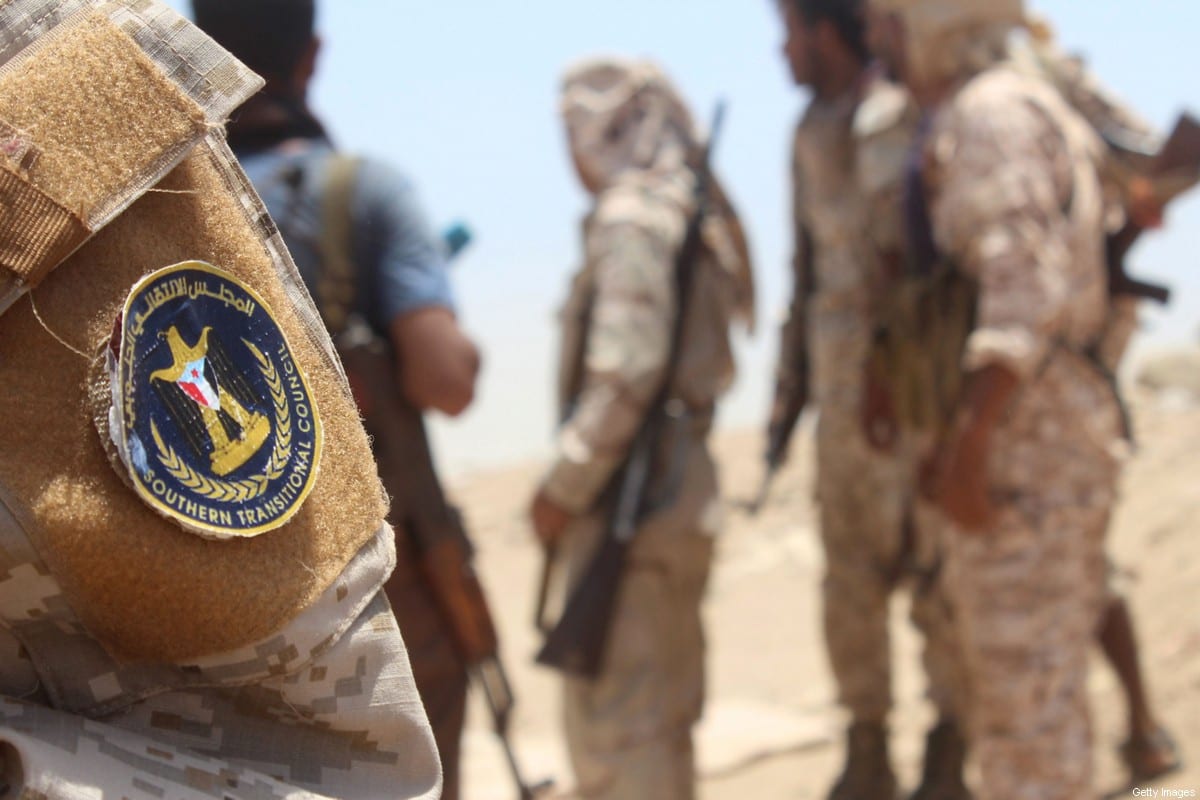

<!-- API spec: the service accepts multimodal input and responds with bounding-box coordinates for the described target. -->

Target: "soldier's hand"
[530,490,572,550]
[928,418,993,533]
[927,364,1016,532]
[1127,174,1166,230]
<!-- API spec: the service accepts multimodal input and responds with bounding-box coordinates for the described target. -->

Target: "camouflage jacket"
[776,74,917,408]
[544,177,742,521]
[1010,34,1162,371]
[926,64,1125,488]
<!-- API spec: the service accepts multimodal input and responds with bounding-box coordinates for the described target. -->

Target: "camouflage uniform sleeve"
[0,697,321,799]
[541,217,676,514]
[930,91,1077,381]
[775,128,811,401]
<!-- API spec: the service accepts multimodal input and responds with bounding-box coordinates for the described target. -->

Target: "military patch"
[107,262,322,540]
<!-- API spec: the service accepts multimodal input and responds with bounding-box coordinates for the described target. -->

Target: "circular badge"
[112,262,323,539]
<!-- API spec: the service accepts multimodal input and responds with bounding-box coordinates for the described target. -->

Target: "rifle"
[311,164,550,798]
[535,101,728,678]
[751,389,803,515]
[750,227,816,515]
[336,328,552,800]
[1106,112,1200,304]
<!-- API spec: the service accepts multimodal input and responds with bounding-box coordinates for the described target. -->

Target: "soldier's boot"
[908,719,973,800]
[826,721,898,800]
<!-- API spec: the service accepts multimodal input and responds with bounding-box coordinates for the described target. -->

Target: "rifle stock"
[534,529,627,677]
[1106,111,1200,305]
[536,101,728,676]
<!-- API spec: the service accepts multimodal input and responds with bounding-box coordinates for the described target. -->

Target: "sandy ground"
[448,389,1200,799]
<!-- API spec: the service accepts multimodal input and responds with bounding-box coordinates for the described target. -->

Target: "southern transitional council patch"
[108,262,323,539]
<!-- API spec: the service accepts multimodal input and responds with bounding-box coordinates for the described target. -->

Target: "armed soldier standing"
[0,0,440,796]
[529,58,754,800]
[770,2,968,797]
[191,1,488,797]
[1010,17,1184,781]
[867,0,1125,795]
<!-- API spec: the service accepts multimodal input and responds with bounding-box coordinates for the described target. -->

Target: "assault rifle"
[1107,112,1200,304]
[319,197,549,799]
[337,325,552,800]
[535,101,727,678]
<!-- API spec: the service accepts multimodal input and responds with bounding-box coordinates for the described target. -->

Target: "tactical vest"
[870,69,1131,442]
[867,114,977,438]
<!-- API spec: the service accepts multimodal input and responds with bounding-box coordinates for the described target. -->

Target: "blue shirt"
[239,140,455,337]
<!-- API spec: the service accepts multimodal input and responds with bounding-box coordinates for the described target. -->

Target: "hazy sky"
[170,1,1200,475]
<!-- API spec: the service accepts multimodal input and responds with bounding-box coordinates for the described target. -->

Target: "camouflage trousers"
[386,534,470,800]
[941,350,1122,799]
[942,493,1110,799]
[560,443,718,800]
[816,404,963,725]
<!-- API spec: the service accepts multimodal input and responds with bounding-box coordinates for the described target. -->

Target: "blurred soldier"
[192,1,482,797]
[867,0,1125,795]
[771,2,968,797]
[1012,19,1182,781]
[529,58,754,800]
[0,0,440,797]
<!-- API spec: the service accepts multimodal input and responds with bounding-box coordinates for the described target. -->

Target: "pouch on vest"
[0,0,387,663]
[866,115,977,439]
[869,265,976,436]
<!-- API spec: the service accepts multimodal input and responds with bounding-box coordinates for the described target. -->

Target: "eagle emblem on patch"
[109,262,322,539]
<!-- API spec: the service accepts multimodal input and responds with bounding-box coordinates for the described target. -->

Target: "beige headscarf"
[559,56,755,330]
[872,0,1025,85]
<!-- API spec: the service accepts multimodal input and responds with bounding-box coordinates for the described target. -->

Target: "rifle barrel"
[472,660,555,799]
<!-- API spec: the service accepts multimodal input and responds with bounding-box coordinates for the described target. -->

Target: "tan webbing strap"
[0,10,210,296]
[317,155,362,334]
[0,167,88,286]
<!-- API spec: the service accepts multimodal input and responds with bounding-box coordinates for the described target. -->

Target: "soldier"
[191,2,483,798]
[1012,19,1183,781]
[867,0,1125,795]
[529,57,754,800]
[0,0,440,797]
[771,2,968,797]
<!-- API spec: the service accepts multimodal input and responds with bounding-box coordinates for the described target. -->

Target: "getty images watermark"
[1131,788,1197,798]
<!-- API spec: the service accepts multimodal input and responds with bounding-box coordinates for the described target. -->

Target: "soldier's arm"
[926,90,1080,529]
[390,309,480,416]
[539,218,675,515]
[932,95,1079,386]
[360,161,481,416]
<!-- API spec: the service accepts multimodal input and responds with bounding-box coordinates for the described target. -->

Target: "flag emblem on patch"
[109,262,323,539]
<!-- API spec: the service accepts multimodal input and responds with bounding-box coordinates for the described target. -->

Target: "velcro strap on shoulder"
[0,0,264,314]
[0,167,88,287]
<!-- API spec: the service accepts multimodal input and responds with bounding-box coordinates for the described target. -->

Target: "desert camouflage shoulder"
[545,179,687,513]
[0,1,440,796]
[929,65,1108,379]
